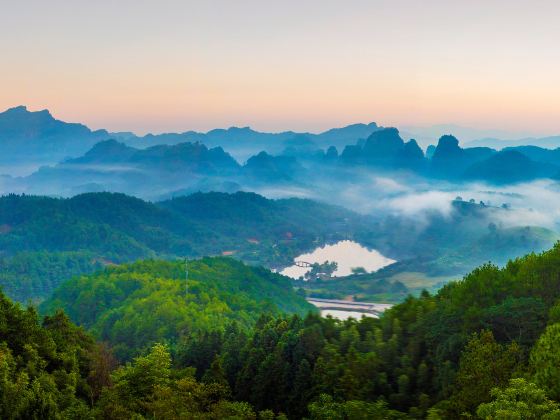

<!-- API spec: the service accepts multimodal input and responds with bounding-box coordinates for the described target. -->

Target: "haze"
[2,0,560,135]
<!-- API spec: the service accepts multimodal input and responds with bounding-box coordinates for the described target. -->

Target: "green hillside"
[40,257,314,360]
[0,191,364,302]
[6,243,560,417]
[0,192,556,305]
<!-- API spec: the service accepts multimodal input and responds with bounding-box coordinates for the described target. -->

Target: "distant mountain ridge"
[465,135,560,150]
[0,105,382,170]
[6,126,560,200]
[112,121,380,158]
[18,139,242,197]
[338,128,560,183]
[2,105,560,193]
[0,105,110,165]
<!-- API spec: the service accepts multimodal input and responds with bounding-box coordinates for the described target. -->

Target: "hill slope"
[0,191,366,302]
[40,257,314,359]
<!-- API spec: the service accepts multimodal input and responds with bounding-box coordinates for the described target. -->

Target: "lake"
[281,240,396,279]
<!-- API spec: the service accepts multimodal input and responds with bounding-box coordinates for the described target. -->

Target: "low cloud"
[383,190,455,217]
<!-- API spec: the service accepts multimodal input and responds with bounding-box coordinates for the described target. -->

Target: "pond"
[281,240,396,279]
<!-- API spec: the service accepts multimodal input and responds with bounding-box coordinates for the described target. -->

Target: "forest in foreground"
[4,244,560,418]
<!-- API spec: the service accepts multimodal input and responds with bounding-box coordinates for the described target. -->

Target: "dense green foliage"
[476,379,560,419]
[1,192,555,307]
[0,251,103,304]
[0,290,99,418]
[41,258,314,360]
[9,243,560,417]
[0,191,372,302]
[294,272,409,302]
[165,242,560,418]
[0,290,286,419]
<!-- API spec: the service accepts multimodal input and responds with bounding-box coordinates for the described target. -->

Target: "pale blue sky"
[2,0,559,135]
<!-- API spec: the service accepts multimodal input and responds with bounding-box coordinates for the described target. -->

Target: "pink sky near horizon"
[2,0,560,136]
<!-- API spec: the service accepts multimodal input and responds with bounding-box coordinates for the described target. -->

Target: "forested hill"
[0,288,295,419]
[40,257,314,360]
[21,238,560,418]
[0,191,365,302]
[0,191,556,305]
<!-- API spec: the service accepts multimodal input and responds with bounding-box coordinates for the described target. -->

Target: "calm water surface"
[281,240,396,279]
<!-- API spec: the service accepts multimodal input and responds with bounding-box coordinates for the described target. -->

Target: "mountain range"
[0,105,380,171]
[3,106,560,193]
[0,106,110,169]
[4,127,560,203]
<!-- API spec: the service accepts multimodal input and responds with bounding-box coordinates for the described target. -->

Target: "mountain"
[428,136,560,183]
[463,150,542,184]
[205,243,560,418]
[0,191,554,306]
[68,140,241,174]
[401,123,533,148]
[243,151,306,183]
[118,122,381,161]
[26,241,560,418]
[0,106,110,168]
[68,139,137,164]
[465,135,560,150]
[313,121,379,148]
[21,140,242,197]
[0,105,382,174]
[14,128,560,200]
[430,135,493,178]
[503,145,560,165]
[339,127,426,170]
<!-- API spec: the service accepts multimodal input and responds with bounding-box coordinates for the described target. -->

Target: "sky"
[1,0,560,135]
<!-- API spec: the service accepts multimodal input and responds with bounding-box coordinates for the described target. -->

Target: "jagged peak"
[436,134,460,148]
[5,105,28,113]
[1,105,52,118]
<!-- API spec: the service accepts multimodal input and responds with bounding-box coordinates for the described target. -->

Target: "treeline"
[32,243,560,418]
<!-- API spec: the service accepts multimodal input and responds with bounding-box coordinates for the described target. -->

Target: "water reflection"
[281,240,395,279]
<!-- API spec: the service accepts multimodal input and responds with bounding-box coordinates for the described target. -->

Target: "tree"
[351,267,367,275]
[449,331,522,415]
[530,323,560,400]
[308,394,407,420]
[87,342,117,404]
[479,297,547,348]
[305,261,338,281]
[476,378,560,419]
[99,343,172,415]
[201,355,230,389]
